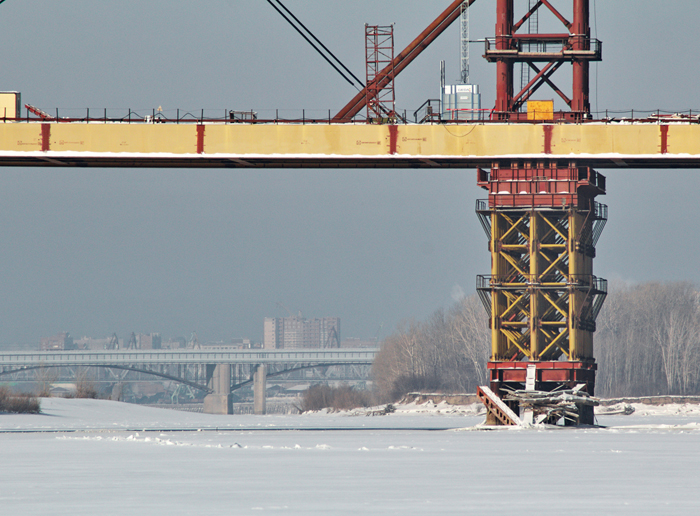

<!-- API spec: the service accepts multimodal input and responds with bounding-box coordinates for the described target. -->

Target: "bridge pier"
[476,161,608,425]
[253,364,267,415]
[203,363,233,415]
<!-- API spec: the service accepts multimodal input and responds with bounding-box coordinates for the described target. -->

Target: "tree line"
[596,282,700,397]
[372,281,700,401]
[372,295,489,402]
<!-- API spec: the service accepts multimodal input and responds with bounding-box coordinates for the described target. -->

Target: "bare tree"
[34,366,58,398]
[372,294,490,401]
[597,281,700,397]
[75,367,99,399]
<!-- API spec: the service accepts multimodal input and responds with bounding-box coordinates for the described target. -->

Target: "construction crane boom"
[334,0,478,121]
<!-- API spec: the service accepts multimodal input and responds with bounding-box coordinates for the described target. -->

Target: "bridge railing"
[7,106,700,126]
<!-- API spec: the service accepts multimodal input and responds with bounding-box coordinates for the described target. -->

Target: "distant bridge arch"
[0,364,212,393]
[0,349,378,411]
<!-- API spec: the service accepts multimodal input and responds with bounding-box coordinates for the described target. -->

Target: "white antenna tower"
[460,1,470,84]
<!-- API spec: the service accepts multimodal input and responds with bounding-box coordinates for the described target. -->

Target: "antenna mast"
[460,1,470,84]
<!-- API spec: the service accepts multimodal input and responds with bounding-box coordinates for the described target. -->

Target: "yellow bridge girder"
[0,121,698,168]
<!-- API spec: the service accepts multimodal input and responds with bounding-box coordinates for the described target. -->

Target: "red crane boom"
[334,0,478,122]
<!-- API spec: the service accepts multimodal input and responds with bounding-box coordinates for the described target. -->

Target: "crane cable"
[265,0,364,91]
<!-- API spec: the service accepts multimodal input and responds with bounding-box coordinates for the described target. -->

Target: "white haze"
[1,1,700,346]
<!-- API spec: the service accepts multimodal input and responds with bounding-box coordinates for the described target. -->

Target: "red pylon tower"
[485,0,601,120]
[365,24,396,122]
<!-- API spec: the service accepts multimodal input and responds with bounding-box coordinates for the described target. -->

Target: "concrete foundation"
[203,393,233,415]
[253,364,267,415]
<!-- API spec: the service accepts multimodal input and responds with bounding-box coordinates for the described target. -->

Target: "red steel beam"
[513,1,543,32]
[540,0,572,29]
[514,61,570,109]
[333,0,478,122]
[494,0,514,115]
[572,0,591,114]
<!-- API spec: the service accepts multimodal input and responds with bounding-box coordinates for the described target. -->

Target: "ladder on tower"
[519,0,539,106]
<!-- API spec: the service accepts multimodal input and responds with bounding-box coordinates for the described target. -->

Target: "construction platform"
[0,120,699,169]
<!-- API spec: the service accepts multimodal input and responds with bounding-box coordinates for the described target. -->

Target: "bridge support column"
[203,363,233,415]
[476,161,608,425]
[253,364,267,415]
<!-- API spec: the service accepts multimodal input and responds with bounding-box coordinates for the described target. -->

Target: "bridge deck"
[1,121,698,169]
[0,349,378,367]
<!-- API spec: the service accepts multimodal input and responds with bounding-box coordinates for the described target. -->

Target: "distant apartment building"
[263,317,340,350]
[161,337,186,349]
[136,333,162,350]
[40,332,76,351]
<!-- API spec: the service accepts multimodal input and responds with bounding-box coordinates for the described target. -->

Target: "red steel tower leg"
[495,0,514,117]
[572,0,591,115]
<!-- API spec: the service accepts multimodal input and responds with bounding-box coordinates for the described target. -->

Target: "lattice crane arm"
[334,0,479,122]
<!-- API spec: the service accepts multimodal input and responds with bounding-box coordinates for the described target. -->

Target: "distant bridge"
[0,349,378,414]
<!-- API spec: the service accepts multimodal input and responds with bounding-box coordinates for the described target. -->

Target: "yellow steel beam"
[539,328,570,359]
[502,293,527,319]
[500,213,530,242]
[502,330,532,359]
[542,291,569,319]
[501,245,528,252]
[539,251,567,278]
[501,322,528,328]
[541,214,568,241]
[500,252,529,278]
[3,121,700,168]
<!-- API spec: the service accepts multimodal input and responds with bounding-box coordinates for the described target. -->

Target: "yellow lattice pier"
[476,161,608,424]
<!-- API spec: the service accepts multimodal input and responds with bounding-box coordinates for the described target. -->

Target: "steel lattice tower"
[365,25,396,122]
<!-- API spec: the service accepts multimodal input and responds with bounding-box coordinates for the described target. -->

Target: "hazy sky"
[1,0,700,347]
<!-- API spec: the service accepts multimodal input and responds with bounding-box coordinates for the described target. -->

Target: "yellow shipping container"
[527,100,554,121]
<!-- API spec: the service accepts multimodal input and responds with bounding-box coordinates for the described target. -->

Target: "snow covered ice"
[2,398,700,515]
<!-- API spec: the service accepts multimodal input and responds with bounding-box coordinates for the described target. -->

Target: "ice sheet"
[2,398,700,515]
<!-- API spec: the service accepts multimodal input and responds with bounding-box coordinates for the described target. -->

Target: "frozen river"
[2,398,700,515]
